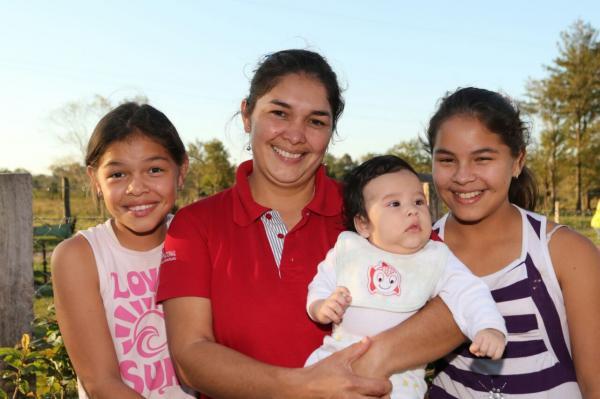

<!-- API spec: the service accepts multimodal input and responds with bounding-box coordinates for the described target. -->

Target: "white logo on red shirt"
[161,250,176,264]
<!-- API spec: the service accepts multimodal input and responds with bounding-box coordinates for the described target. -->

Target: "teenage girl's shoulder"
[545,219,600,282]
[51,233,99,288]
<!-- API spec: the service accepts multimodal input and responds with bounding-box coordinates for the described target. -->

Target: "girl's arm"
[549,226,600,398]
[163,296,392,399]
[351,296,465,378]
[51,236,143,399]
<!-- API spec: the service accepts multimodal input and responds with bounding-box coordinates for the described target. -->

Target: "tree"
[358,152,382,164]
[32,174,61,199]
[184,139,235,201]
[525,78,568,210]
[530,20,600,211]
[387,138,431,174]
[49,161,89,197]
[0,167,29,174]
[323,153,357,180]
[50,94,149,162]
[50,95,112,161]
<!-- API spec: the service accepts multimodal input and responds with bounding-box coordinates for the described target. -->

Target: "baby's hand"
[469,328,506,360]
[310,286,352,325]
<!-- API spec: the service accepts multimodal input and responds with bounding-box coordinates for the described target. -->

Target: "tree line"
[5,19,598,213]
[525,20,600,212]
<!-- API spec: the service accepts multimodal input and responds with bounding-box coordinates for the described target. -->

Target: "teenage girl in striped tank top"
[424,88,600,398]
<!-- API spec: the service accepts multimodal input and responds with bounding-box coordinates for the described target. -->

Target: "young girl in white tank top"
[52,103,194,398]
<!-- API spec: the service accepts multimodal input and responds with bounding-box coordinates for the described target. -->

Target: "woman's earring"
[246,143,252,152]
[97,190,103,198]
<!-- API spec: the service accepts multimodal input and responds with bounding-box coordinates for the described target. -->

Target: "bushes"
[0,306,77,398]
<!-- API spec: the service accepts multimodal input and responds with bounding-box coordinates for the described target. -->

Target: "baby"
[305,155,506,399]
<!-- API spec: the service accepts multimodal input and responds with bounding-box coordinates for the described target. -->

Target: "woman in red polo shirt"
[157,49,463,398]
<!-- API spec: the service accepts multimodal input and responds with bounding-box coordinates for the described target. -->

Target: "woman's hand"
[165,297,391,398]
[351,297,465,379]
[293,337,392,399]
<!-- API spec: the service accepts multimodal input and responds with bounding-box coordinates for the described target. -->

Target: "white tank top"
[77,218,195,398]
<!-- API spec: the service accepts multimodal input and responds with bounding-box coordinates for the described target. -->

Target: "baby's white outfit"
[305,232,506,399]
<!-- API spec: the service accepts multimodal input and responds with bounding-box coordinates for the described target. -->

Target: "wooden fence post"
[62,176,71,222]
[0,173,34,347]
[420,174,442,222]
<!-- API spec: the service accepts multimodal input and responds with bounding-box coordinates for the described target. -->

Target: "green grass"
[34,297,54,319]
[537,210,599,246]
[33,258,54,320]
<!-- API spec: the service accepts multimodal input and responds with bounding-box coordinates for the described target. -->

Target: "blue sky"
[1,1,599,174]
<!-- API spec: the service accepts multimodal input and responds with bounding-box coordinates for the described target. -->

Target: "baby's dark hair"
[343,155,418,231]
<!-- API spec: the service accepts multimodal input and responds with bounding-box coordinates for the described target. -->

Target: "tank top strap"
[546,223,567,242]
[519,206,546,243]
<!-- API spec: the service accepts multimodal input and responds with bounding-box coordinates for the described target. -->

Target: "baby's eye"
[415,199,426,206]
[387,201,401,207]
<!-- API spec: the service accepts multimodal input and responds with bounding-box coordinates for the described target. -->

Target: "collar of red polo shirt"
[232,160,343,226]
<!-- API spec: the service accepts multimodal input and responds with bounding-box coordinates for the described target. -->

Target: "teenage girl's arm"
[351,296,465,378]
[549,225,600,398]
[52,236,143,399]
[163,296,392,399]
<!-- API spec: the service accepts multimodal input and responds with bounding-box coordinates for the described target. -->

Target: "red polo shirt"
[157,160,344,368]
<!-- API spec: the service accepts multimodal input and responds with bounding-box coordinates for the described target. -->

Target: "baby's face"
[355,170,432,254]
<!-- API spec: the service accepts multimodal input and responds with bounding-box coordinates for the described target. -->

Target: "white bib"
[334,232,448,312]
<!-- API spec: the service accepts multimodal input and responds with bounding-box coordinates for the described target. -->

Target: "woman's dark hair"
[244,49,345,132]
[85,102,186,168]
[426,87,537,211]
[343,155,418,231]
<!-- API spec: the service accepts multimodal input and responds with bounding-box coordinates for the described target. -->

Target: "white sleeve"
[433,252,507,340]
[306,244,339,320]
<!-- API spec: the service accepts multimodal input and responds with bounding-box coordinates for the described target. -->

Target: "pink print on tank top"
[110,267,178,394]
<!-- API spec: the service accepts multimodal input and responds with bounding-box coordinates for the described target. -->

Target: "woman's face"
[432,115,523,224]
[242,73,333,192]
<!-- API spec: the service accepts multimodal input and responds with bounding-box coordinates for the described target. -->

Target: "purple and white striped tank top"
[429,206,582,398]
